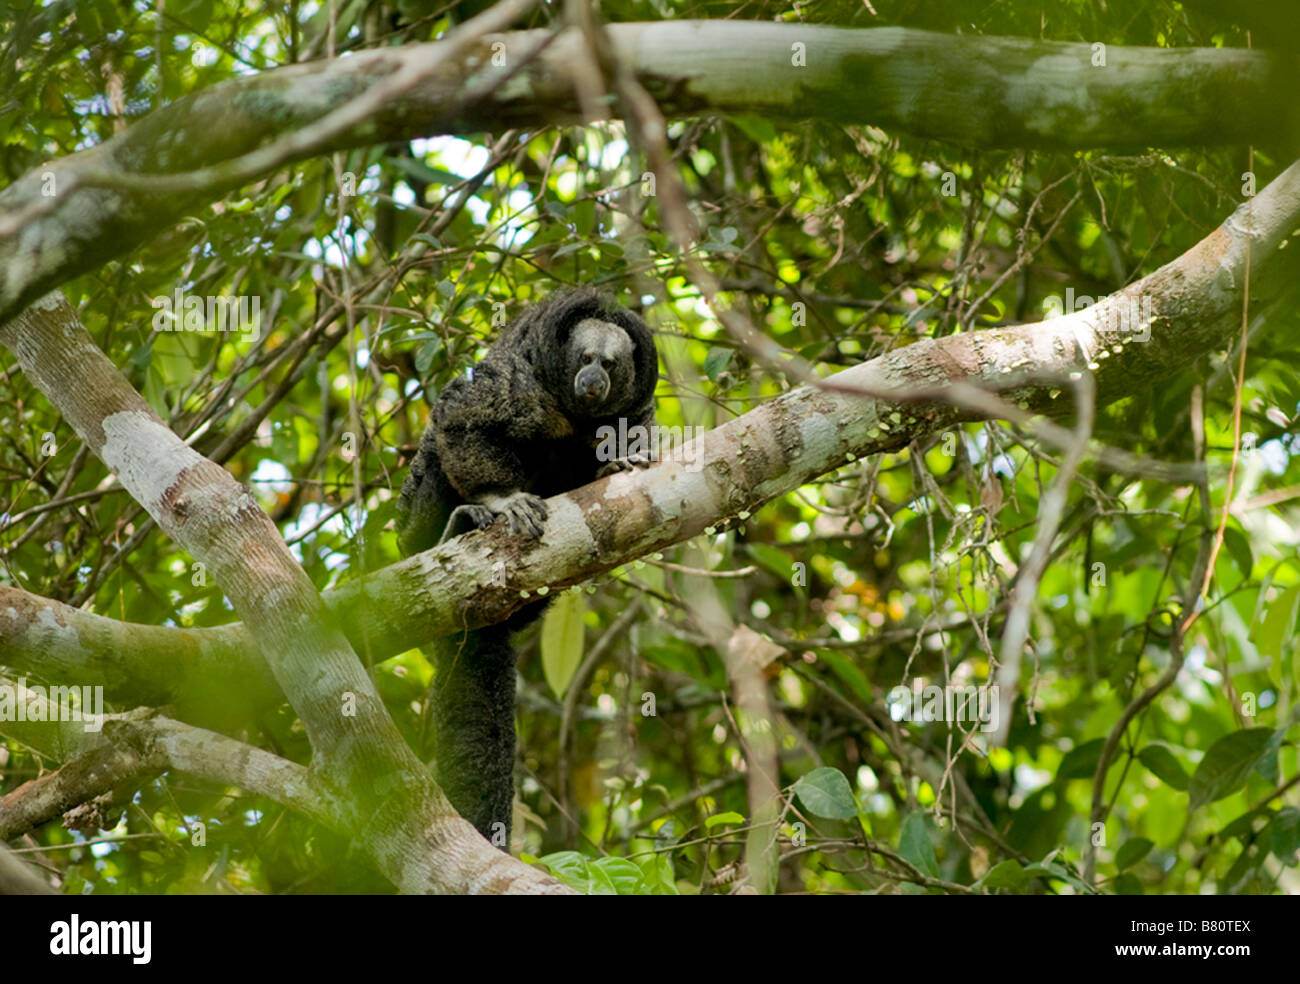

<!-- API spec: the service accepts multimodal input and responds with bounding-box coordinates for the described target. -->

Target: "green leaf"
[819,651,874,705]
[539,590,586,698]
[1115,837,1154,870]
[702,347,734,381]
[978,859,1026,890]
[128,338,154,372]
[535,853,674,896]
[1188,728,1275,810]
[415,336,443,374]
[793,767,858,820]
[898,811,939,878]
[585,861,618,895]
[590,857,643,895]
[705,811,745,829]
[1023,859,1094,894]
[1138,743,1189,791]
[636,854,680,895]
[535,850,591,891]
[1221,525,1253,586]
[699,226,741,252]
[1219,808,1271,842]
[386,155,462,188]
[1113,872,1143,895]
[551,242,582,260]
[1223,841,1264,890]
[746,542,798,584]
[1269,807,1300,863]
[573,199,596,236]
[641,638,711,683]
[1256,737,1281,785]
[727,114,778,143]
[1257,583,1300,660]
[1056,738,1105,782]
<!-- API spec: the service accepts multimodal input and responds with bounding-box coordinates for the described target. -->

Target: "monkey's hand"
[596,451,655,479]
[444,491,548,540]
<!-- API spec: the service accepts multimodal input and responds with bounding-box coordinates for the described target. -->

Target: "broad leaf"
[899,811,939,878]
[540,590,587,698]
[1188,728,1274,810]
[793,767,858,820]
[1115,837,1153,870]
[1138,743,1189,791]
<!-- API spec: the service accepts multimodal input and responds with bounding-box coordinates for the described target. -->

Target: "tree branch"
[1,22,1290,321]
[5,162,1299,724]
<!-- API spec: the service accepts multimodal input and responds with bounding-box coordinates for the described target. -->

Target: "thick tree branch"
[337,159,1300,649]
[0,842,54,895]
[0,675,328,840]
[0,584,279,712]
[1,21,1291,321]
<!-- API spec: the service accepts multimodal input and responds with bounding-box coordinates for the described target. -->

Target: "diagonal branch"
[5,162,1300,721]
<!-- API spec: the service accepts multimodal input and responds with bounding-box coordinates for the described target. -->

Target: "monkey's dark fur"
[396,288,658,843]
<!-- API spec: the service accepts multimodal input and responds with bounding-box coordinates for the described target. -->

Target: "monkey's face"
[568,318,636,413]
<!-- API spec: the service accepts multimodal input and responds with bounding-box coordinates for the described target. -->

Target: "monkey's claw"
[596,452,654,479]
[494,491,548,538]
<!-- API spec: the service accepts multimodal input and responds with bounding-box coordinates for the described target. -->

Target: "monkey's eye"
[581,354,595,365]
[600,358,613,370]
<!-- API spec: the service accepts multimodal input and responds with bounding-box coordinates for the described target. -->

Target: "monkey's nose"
[576,374,609,403]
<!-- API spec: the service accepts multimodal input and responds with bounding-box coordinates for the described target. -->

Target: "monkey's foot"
[479,491,548,538]
[596,452,655,479]
[440,503,498,544]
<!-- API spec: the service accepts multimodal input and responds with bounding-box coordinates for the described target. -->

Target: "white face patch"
[571,319,633,363]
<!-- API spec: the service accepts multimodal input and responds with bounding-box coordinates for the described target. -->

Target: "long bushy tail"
[398,437,543,847]
[430,624,518,844]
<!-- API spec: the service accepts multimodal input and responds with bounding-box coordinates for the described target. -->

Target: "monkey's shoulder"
[435,351,573,439]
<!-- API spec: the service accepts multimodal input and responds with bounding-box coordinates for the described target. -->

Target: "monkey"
[396,287,658,844]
